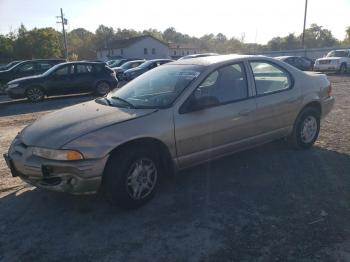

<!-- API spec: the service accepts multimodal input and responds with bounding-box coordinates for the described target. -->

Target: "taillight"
[327,84,332,97]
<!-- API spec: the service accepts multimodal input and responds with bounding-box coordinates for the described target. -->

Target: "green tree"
[68,28,95,59]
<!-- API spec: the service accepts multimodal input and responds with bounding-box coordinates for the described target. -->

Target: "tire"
[102,146,161,209]
[95,81,111,96]
[288,107,320,149]
[339,63,347,74]
[25,87,45,102]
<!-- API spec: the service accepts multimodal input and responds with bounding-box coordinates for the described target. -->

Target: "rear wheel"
[102,147,160,209]
[25,87,45,102]
[288,107,320,149]
[95,82,111,96]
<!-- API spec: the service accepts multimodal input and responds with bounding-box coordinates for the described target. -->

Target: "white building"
[168,43,202,59]
[96,35,171,60]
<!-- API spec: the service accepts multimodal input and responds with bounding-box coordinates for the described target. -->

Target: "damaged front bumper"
[4,137,108,195]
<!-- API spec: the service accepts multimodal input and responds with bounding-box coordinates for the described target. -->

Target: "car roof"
[169,54,266,66]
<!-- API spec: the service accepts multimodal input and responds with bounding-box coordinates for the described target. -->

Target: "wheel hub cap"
[126,158,157,200]
[301,116,317,143]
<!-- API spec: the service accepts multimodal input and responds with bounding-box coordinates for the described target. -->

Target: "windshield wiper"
[110,96,135,108]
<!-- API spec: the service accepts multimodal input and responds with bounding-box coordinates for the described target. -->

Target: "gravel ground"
[0,76,350,262]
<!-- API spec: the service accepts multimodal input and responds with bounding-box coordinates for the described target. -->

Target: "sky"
[0,0,349,44]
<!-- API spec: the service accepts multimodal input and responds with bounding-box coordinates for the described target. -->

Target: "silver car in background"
[4,55,334,209]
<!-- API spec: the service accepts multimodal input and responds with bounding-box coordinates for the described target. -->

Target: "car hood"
[8,74,44,84]
[20,100,157,148]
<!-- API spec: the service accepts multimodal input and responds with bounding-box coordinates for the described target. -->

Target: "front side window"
[250,61,291,95]
[53,65,70,76]
[194,63,248,104]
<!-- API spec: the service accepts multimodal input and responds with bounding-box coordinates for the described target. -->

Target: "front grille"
[319,60,331,64]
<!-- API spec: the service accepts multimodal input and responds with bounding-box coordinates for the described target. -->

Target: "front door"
[174,62,257,169]
[46,64,73,96]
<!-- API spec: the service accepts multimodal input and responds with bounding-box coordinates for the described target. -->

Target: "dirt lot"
[0,76,350,262]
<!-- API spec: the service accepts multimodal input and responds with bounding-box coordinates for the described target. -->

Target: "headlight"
[7,83,19,89]
[331,60,340,64]
[32,147,84,161]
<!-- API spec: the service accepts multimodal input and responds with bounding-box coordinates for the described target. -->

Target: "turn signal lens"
[66,151,84,160]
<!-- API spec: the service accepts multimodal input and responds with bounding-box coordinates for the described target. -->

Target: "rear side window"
[17,63,35,72]
[194,63,248,104]
[250,61,291,95]
[76,64,93,74]
[38,62,52,71]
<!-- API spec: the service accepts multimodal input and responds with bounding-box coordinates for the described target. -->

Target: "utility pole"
[57,8,68,59]
[301,0,308,49]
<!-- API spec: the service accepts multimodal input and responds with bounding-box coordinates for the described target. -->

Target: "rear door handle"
[238,109,253,116]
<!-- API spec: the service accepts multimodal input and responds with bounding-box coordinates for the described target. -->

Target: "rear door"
[248,60,301,138]
[70,64,95,93]
[174,62,257,168]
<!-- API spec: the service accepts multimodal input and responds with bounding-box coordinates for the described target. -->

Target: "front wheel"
[102,147,160,209]
[339,63,347,74]
[288,107,320,149]
[25,87,45,102]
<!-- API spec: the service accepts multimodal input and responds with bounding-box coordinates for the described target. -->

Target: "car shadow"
[0,94,95,117]
[1,143,350,261]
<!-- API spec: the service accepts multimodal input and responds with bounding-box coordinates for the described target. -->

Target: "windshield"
[138,61,154,69]
[105,65,202,109]
[107,59,122,67]
[327,50,349,57]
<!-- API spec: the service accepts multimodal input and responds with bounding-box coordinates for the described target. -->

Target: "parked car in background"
[178,53,219,60]
[5,62,118,102]
[123,59,173,81]
[276,56,314,71]
[314,49,350,74]
[4,55,334,209]
[0,59,65,93]
[111,59,145,80]
[107,58,142,68]
[0,60,22,71]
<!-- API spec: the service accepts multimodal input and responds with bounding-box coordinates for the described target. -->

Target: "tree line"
[0,23,350,63]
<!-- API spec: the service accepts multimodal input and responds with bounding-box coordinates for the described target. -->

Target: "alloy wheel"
[126,158,158,200]
[300,115,318,143]
[26,88,44,102]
